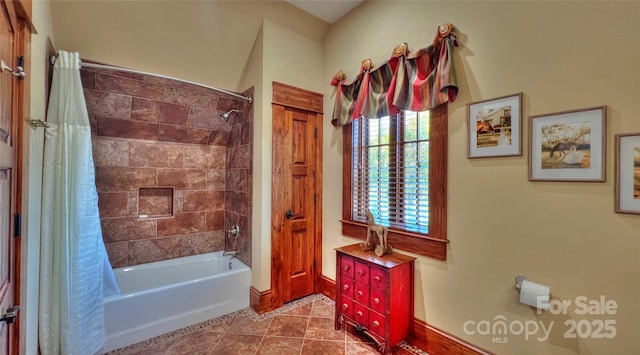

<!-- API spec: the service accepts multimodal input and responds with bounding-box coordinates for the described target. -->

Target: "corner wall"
[23,1,55,353]
[322,2,640,354]
[245,20,325,291]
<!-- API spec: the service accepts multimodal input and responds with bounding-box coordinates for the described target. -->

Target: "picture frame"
[615,132,640,214]
[528,106,607,182]
[467,93,523,158]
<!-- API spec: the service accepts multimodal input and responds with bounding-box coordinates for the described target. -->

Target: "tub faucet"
[227,224,239,239]
[223,250,238,257]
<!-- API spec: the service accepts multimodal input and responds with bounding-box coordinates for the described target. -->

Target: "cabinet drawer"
[354,282,369,307]
[369,266,387,289]
[370,288,386,314]
[354,261,370,284]
[353,302,369,327]
[340,257,355,279]
[339,297,354,319]
[340,279,354,298]
[369,310,386,338]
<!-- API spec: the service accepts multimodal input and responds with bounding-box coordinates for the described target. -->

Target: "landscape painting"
[475,106,512,148]
[467,93,522,158]
[539,121,591,169]
[529,106,606,182]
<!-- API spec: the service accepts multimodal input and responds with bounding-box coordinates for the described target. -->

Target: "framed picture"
[468,93,522,158]
[529,106,607,182]
[615,133,640,214]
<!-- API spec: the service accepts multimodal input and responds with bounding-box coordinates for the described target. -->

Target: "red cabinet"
[335,244,415,354]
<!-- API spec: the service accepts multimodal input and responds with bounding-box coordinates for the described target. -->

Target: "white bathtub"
[100,251,250,353]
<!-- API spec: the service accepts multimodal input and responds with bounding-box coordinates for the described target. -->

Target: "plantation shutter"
[352,111,430,234]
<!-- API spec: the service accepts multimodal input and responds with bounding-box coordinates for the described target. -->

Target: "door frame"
[1,0,34,353]
[270,81,323,309]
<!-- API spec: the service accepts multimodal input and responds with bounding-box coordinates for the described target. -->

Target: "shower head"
[220,109,239,122]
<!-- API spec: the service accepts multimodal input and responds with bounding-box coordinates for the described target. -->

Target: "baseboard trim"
[249,286,274,314]
[319,275,493,355]
[318,275,335,300]
[412,318,495,355]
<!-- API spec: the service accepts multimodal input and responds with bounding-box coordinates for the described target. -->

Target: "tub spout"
[223,250,238,257]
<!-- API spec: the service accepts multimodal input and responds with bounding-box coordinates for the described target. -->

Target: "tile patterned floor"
[107,294,429,355]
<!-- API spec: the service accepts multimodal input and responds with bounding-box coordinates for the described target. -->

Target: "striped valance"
[330,23,459,126]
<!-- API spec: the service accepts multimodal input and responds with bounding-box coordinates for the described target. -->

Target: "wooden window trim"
[341,105,448,260]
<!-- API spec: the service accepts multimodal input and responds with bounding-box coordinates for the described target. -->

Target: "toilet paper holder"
[514,274,528,292]
[515,274,552,310]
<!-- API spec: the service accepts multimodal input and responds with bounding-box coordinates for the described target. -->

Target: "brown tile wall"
[83,66,253,268]
[225,87,253,267]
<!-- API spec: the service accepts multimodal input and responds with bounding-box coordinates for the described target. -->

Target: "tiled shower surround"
[81,65,253,268]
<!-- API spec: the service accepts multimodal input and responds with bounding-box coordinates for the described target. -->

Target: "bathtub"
[100,251,250,353]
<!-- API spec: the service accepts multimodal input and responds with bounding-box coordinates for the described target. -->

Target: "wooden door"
[271,82,323,307]
[0,3,17,355]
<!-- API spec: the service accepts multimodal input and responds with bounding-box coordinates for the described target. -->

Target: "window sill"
[340,219,447,260]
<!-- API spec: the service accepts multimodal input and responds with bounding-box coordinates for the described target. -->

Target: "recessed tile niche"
[138,187,174,218]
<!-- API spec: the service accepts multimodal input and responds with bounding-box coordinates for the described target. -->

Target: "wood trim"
[341,105,448,260]
[319,276,492,355]
[13,0,36,33]
[412,318,496,355]
[12,4,32,353]
[249,286,275,314]
[271,82,324,308]
[270,103,286,309]
[340,220,447,260]
[272,81,323,114]
[313,112,323,295]
[318,275,335,300]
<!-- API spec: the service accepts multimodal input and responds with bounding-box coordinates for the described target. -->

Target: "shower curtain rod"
[49,56,252,104]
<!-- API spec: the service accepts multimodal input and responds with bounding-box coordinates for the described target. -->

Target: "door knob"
[286,209,300,220]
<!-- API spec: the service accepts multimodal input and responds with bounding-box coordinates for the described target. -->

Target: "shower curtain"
[39,51,112,355]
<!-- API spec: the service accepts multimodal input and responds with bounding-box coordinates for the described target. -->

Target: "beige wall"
[249,20,324,290]
[37,0,640,353]
[49,1,328,92]
[24,1,55,354]
[323,1,640,354]
[239,23,266,290]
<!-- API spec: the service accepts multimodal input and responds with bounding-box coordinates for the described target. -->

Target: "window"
[342,105,448,260]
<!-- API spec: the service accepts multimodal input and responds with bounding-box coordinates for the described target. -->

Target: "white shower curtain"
[39,51,107,355]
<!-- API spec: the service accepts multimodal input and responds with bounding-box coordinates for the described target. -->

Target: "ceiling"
[286,0,364,23]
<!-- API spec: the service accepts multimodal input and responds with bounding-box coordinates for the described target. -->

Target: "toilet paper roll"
[520,280,550,310]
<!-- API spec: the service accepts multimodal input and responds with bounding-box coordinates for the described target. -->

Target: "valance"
[330,23,459,126]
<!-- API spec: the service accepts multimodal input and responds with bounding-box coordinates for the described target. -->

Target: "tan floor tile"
[121,342,173,355]
[201,319,235,334]
[266,315,309,337]
[227,315,272,335]
[305,317,345,341]
[255,336,304,355]
[301,339,345,355]
[210,333,263,355]
[164,329,225,355]
[346,341,381,354]
[281,302,313,316]
[310,300,335,318]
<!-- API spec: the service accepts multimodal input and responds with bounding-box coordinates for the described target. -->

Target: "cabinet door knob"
[373,276,381,282]
[342,303,349,310]
[343,265,350,271]
[357,269,364,276]
[372,320,380,327]
[357,291,363,297]
[373,298,380,305]
[343,284,349,290]
[356,311,363,318]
